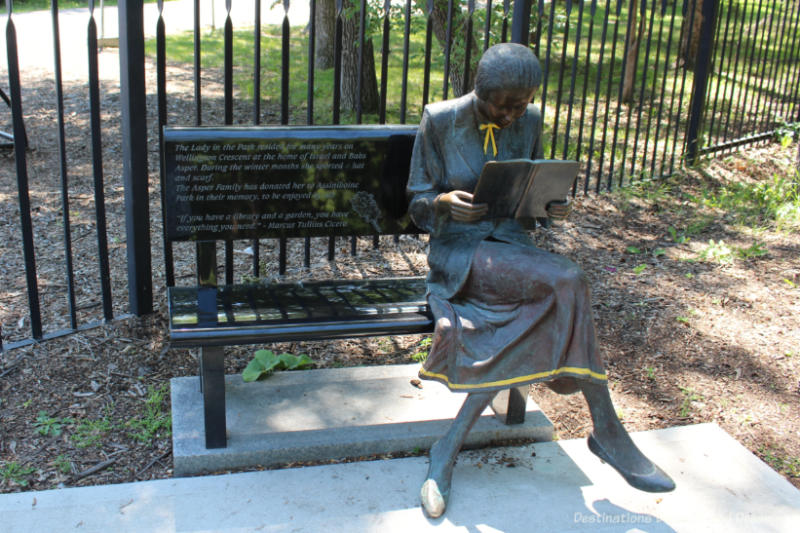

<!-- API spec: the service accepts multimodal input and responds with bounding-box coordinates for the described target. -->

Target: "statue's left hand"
[546,198,572,220]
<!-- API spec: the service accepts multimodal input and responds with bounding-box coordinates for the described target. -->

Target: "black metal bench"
[162,125,526,450]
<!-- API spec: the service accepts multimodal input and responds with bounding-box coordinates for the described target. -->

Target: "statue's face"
[478,87,537,129]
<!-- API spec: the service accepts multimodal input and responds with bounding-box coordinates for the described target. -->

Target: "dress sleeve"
[406,108,446,233]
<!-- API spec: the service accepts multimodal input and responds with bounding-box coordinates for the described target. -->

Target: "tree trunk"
[341,0,380,114]
[314,0,336,70]
[621,0,647,103]
[429,0,481,97]
[679,0,705,69]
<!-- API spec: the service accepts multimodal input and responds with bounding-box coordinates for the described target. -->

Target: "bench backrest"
[162,125,419,243]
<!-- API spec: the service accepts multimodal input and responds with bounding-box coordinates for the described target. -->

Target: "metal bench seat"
[168,277,433,348]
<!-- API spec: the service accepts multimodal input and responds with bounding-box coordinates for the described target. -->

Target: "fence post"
[685,0,720,166]
[118,0,153,315]
[511,0,532,46]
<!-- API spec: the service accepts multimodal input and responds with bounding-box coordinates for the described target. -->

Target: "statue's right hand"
[436,190,488,222]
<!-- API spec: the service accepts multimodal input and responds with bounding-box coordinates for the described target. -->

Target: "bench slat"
[168,277,432,348]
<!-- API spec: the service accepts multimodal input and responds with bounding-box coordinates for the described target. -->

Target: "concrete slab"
[2,424,798,532]
[171,364,554,475]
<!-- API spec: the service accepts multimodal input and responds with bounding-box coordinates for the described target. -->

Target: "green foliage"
[679,387,702,417]
[667,226,690,244]
[735,241,768,260]
[242,349,313,382]
[685,215,715,236]
[774,119,800,147]
[697,239,769,263]
[71,416,114,449]
[34,411,71,437]
[700,174,800,230]
[760,447,800,478]
[0,461,36,487]
[632,264,647,275]
[145,18,444,125]
[698,239,734,263]
[53,454,73,475]
[126,384,171,445]
[411,336,432,363]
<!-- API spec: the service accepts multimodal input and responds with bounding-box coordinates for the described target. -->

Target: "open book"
[472,159,579,219]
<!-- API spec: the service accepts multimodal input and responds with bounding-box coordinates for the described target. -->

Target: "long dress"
[406,92,607,393]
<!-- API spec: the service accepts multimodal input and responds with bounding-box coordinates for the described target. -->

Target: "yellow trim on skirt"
[419,366,607,390]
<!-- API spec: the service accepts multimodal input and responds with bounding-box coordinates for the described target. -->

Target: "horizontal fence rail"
[1,0,799,351]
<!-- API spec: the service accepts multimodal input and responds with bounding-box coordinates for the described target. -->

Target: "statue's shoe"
[420,478,448,518]
[587,433,676,493]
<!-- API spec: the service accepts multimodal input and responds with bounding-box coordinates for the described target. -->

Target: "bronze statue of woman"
[407,43,675,518]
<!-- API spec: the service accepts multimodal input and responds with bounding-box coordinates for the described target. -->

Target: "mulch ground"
[1,58,798,493]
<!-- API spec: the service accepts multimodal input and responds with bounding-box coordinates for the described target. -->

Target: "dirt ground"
[1,55,799,494]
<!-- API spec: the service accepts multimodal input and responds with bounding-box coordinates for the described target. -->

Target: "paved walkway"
[2,424,799,532]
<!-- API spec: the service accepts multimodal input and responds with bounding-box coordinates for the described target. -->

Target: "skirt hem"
[419,365,607,393]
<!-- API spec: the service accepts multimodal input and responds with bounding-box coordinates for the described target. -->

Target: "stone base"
[171,363,553,476]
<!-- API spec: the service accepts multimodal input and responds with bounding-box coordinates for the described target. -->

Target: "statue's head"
[474,43,542,101]
[474,44,541,129]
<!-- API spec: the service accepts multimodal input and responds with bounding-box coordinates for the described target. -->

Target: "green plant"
[0,462,36,487]
[242,349,313,382]
[760,447,800,478]
[701,174,800,229]
[735,241,768,260]
[667,226,690,244]
[127,384,172,445]
[784,278,797,289]
[71,416,114,449]
[34,411,71,437]
[377,338,392,352]
[632,264,647,275]
[412,336,432,363]
[686,215,714,235]
[677,308,699,324]
[626,246,643,254]
[774,119,800,147]
[699,239,735,263]
[53,455,73,475]
[679,387,702,417]
[645,367,656,380]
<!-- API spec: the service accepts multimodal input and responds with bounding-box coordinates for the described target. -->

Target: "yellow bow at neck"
[480,123,499,157]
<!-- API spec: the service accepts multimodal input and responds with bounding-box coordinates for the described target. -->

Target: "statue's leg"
[580,380,675,492]
[420,390,495,518]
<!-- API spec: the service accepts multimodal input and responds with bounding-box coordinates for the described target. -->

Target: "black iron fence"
[2,0,799,351]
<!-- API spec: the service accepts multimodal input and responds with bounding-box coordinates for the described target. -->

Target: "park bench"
[162,125,528,450]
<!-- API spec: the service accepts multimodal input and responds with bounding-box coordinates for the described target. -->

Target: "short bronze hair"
[474,43,542,101]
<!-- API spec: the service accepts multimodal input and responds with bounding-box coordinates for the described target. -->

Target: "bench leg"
[200,346,227,449]
[490,385,529,425]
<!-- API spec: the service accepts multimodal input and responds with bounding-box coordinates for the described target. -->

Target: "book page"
[472,159,535,219]
[515,160,579,219]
